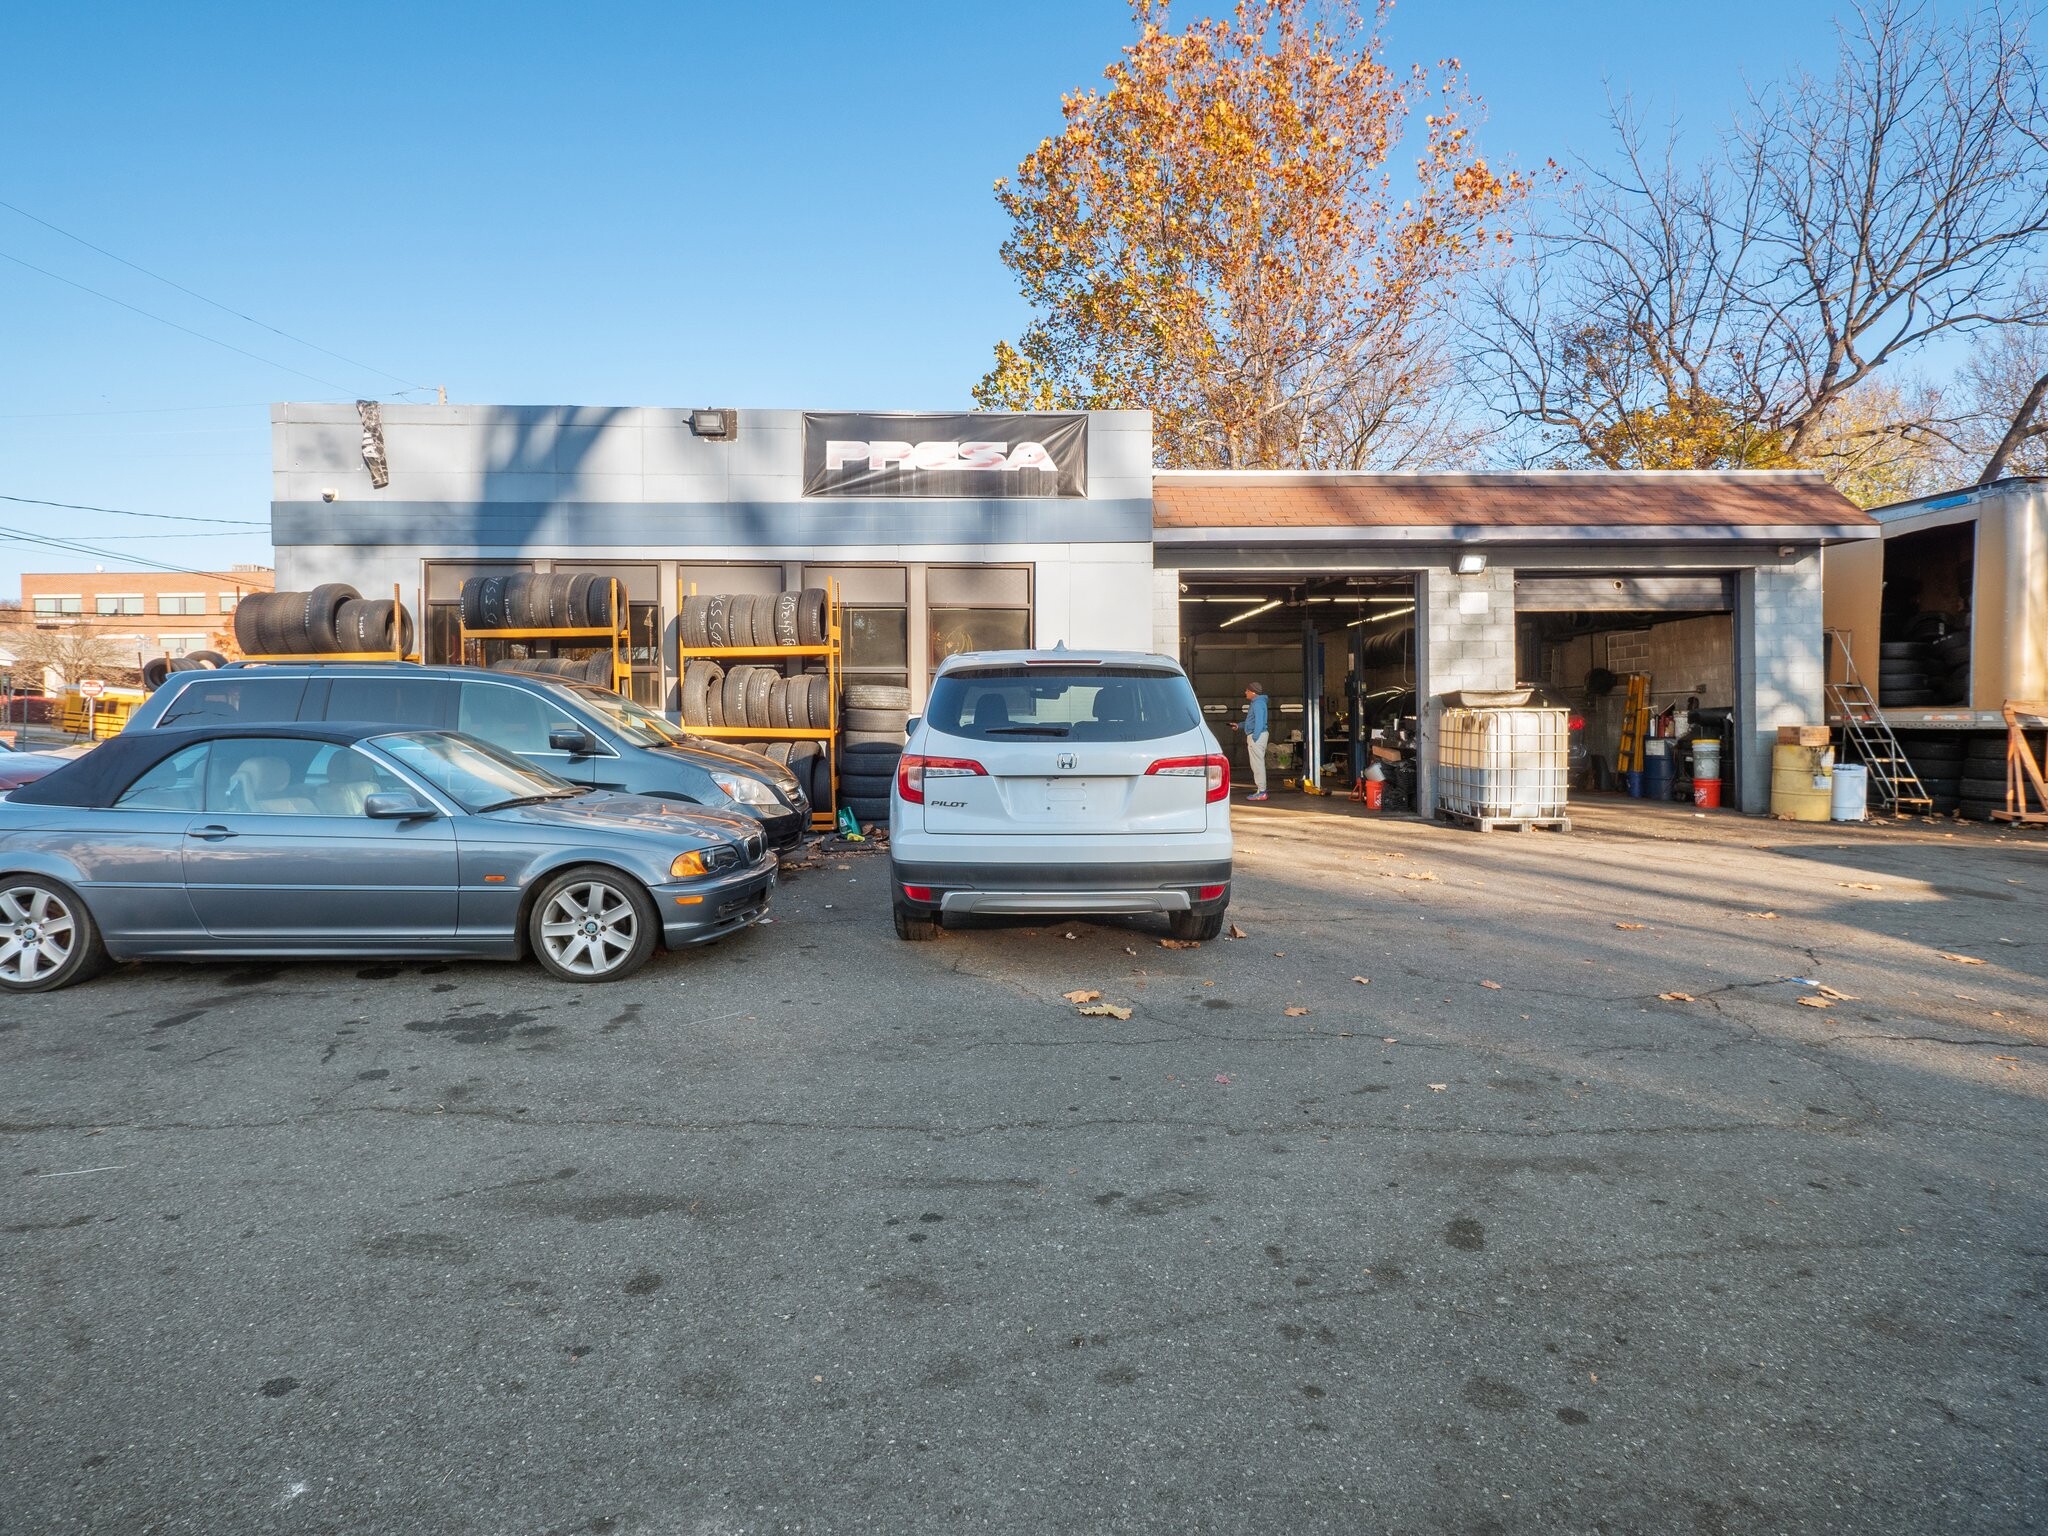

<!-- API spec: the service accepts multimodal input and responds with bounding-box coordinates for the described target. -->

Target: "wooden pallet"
[1437,807,1571,833]
[1990,699,2048,827]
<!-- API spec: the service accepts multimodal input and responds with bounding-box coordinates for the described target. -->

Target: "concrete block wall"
[1416,564,1518,812]
[1152,567,1182,657]
[1737,553,1826,812]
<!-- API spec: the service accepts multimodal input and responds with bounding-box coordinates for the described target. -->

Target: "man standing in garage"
[1232,682,1269,801]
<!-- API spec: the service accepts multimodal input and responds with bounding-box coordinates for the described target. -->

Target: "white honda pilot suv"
[889,648,1232,942]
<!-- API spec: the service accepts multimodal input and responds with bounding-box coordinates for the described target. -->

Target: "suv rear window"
[926,666,1199,743]
[157,677,308,727]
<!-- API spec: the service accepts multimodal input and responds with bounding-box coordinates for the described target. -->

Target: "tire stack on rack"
[838,682,912,825]
[232,585,415,657]
[140,651,228,692]
[461,573,618,632]
[677,589,835,810]
[491,656,618,686]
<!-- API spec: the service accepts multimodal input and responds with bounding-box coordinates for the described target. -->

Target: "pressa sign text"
[802,412,1086,498]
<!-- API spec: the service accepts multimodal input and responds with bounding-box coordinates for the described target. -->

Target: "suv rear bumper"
[890,857,1231,919]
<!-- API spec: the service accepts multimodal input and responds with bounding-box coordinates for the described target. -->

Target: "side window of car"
[323,677,454,728]
[457,683,577,755]
[203,738,330,817]
[301,744,412,817]
[156,678,308,727]
[113,743,210,811]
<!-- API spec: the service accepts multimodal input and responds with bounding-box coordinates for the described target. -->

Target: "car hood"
[659,739,804,799]
[486,791,763,847]
[0,753,78,791]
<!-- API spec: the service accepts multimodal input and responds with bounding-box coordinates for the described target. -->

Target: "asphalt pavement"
[4,798,2045,1534]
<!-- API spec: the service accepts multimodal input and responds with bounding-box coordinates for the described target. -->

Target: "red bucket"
[1693,777,1722,809]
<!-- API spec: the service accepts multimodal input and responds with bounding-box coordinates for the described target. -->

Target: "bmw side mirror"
[904,716,921,736]
[549,725,598,756]
[364,792,437,821]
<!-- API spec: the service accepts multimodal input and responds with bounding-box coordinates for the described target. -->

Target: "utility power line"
[0,494,267,527]
[0,197,436,396]
[0,522,269,587]
[1,247,362,394]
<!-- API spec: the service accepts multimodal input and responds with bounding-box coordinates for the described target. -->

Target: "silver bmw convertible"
[0,723,777,992]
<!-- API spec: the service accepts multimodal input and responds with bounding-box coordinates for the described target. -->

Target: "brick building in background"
[14,566,273,663]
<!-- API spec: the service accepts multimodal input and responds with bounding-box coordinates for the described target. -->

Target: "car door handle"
[187,825,238,841]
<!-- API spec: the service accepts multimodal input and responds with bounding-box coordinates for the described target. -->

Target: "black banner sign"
[801,412,1087,499]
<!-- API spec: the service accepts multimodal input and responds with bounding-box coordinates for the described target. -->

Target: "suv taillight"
[1145,754,1230,803]
[897,754,988,805]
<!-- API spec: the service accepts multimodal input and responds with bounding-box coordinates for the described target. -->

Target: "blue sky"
[0,0,1850,592]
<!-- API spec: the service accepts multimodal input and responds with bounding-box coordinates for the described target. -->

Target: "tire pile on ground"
[1896,729,2044,821]
[837,682,912,824]
[232,585,415,657]
[1877,617,1969,707]
[676,590,835,809]
[459,572,618,632]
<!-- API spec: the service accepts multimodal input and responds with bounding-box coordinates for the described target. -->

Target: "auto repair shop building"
[271,402,1875,814]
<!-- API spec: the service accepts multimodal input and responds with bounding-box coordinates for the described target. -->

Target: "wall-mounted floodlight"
[1219,599,1282,629]
[1455,551,1488,575]
[689,408,737,440]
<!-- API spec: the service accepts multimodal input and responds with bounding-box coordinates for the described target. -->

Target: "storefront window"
[930,607,1030,664]
[844,607,908,672]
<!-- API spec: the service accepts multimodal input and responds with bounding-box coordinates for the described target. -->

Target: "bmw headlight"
[711,771,778,807]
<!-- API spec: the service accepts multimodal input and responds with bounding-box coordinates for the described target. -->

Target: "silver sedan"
[0,723,777,992]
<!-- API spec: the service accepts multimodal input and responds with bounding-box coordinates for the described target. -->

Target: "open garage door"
[1518,573,1738,811]
[1179,574,1420,808]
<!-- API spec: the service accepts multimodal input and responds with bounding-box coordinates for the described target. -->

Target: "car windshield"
[570,685,688,747]
[372,731,579,812]
[926,665,1201,743]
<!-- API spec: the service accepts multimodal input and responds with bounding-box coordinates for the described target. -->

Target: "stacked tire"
[489,656,616,687]
[232,586,414,657]
[140,651,227,692]
[1898,731,1964,814]
[838,741,902,826]
[1877,615,1970,708]
[841,682,911,748]
[1958,731,2044,822]
[679,589,828,650]
[459,573,617,632]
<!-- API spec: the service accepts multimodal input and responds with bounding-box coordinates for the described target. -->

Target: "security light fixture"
[1455,552,1488,575]
[690,408,737,440]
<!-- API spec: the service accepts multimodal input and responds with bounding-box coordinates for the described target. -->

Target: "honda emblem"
[1056,753,1077,770]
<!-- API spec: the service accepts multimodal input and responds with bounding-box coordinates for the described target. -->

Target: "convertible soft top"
[5,723,414,809]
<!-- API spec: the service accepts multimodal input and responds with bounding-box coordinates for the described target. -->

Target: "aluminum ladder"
[1825,628,1933,814]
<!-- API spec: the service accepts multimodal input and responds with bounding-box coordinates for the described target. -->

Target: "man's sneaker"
[1248,791,1268,802]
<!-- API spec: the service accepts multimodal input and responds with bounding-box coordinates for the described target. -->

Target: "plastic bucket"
[1625,769,1644,798]
[1362,778,1384,811]
[1693,738,1721,780]
[1693,777,1722,808]
[1830,763,1869,822]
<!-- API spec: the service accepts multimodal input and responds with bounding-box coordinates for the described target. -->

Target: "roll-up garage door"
[1514,575,1734,612]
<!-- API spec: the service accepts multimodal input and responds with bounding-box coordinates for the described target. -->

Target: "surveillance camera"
[321,488,338,503]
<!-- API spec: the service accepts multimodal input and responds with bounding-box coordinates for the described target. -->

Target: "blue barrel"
[1644,750,1675,801]
[1624,769,1644,797]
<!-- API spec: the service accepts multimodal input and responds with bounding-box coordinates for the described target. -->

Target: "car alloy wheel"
[538,879,642,978]
[0,879,105,992]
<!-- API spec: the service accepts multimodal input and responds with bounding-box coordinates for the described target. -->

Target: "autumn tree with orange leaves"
[974,0,1531,469]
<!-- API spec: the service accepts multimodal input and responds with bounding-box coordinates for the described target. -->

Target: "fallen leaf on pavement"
[1284,1006,1310,1017]
[1061,989,1101,1004]
[1797,996,1834,1009]
[1428,1083,1447,1092]
[1351,976,1371,985]
[1159,938,1201,950]
[1659,992,1696,1002]
[1078,1002,1132,1020]
[1480,980,1502,990]
[1838,882,1881,891]
[1938,952,1986,965]
[1383,1037,1398,1043]
[1226,924,1248,940]
[1214,1073,1232,1085]
[1403,871,1438,881]
[1815,984,1857,1001]
[1615,922,1646,930]
[1746,912,1781,920]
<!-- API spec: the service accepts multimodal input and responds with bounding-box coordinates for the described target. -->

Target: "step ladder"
[1825,628,1933,814]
